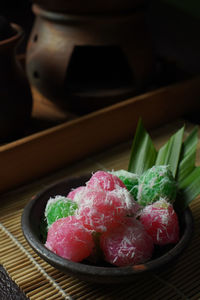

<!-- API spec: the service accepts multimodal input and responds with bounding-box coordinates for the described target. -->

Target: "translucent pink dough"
[67,186,85,201]
[139,199,179,245]
[86,171,126,191]
[45,216,94,262]
[100,218,154,266]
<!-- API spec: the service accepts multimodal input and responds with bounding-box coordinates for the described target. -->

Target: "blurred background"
[0,0,200,141]
[0,0,199,73]
[0,0,34,52]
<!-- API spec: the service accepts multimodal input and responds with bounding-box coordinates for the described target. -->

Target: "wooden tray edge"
[1,77,200,194]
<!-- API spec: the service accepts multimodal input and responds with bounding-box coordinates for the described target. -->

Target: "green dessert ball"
[45,196,78,228]
[137,165,177,206]
[112,169,139,199]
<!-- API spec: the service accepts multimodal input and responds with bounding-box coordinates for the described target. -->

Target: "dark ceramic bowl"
[21,174,193,284]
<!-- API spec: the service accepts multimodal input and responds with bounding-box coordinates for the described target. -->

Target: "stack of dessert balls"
[44,166,179,267]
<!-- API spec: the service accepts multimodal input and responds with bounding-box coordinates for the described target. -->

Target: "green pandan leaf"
[176,166,200,209]
[128,119,157,175]
[155,126,184,177]
[175,126,200,209]
[177,126,198,183]
[128,119,200,210]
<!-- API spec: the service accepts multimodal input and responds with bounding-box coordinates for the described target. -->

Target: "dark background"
[0,0,34,51]
[0,0,200,75]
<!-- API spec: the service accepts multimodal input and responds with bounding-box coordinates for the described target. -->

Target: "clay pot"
[0,23,32,140]
[26,3,154,113]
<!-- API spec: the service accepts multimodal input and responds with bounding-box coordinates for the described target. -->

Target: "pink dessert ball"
[100,218,154,266]
[74,187,139,232]
[86,171,126,191]
[139,199,179,245]
[67,186,85,201]
[45,216,94,262]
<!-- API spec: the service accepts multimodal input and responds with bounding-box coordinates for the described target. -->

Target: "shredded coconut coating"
[139,198,179,245]
[45,195,78,228]
[86,170,126,191]
[67,186,85,201]
[74,187,139,233]
[100,218,154,266]
[111,169,139,200]
[137,165,177,206]
[71,171,140,233]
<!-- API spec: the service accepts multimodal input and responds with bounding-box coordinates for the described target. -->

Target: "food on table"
[100,217,154,266]
[43,169,180,266]
[137,165,177,206]
[45,216,94,262]
[39,119,200,268]
[139,198,179,245]
[111,169,139,199]
[45,196,78,228]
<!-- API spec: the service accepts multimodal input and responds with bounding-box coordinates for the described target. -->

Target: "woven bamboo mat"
[0,120,200,300]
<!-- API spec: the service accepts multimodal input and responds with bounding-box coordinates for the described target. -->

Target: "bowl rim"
[21,174,194,279]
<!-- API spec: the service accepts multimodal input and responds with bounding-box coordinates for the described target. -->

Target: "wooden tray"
[1,76,200,194]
